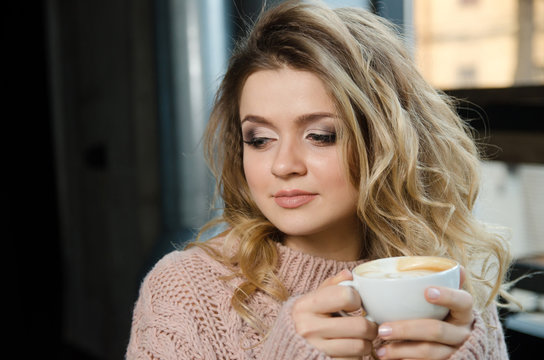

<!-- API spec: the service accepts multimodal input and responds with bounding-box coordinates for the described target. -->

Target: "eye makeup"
[306,132,336,145]
[240,113,338,149]
[242,127,277,149]
[304,124,337,146]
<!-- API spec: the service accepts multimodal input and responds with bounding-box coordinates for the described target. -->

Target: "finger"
[318,269,353,289]
[297,315,378,340]
[376,341,455,360]
[310,338,373,358]
[296,285,362,315]
[377,319,470,346]
[326,316,378,340]
[459,265,466,289]
[425,287,474,326]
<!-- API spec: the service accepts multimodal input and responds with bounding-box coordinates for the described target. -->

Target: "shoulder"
[127,237,236,358]
[139,236,233,303]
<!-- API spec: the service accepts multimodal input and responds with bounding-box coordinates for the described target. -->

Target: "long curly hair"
[189,0,511,334]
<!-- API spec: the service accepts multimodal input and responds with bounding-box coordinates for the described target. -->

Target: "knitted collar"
[274,241,366,296]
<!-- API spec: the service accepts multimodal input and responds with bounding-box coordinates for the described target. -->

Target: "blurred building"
[414,0,544,89]
[411,0,544,257]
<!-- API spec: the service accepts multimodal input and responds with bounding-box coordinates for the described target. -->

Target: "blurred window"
[413,0,544,89]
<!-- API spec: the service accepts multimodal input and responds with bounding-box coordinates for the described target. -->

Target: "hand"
[292,270,378,359]
[375,268,474,360]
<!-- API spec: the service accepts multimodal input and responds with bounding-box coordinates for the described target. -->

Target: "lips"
[273,190,317,209]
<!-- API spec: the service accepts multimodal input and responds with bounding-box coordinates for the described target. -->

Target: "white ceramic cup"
[339,256,460,324]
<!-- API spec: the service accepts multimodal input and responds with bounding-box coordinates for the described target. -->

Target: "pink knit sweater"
[126,238,508,359]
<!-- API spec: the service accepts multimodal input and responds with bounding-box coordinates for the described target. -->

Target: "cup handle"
[337,280,374,322]
[338,280,355,288]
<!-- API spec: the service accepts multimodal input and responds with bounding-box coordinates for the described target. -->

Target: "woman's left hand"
[374,285,474,359]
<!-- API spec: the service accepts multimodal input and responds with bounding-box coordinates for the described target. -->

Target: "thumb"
[318,269,353,289]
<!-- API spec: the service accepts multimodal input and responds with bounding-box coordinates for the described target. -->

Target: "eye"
[242,127,277,149]
[243,137,273,149]
[306,131,336,145]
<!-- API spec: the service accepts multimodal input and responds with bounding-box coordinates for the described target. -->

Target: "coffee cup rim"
[353,256,459,281]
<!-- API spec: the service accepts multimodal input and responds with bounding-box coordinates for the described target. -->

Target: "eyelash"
[243,137,272,149]
[242,132,337,149]
[307,133,336,145]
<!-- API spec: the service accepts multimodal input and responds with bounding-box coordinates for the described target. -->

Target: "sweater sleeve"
[449,304,508,360]
[259,296,331,360]
[259,297,375,360]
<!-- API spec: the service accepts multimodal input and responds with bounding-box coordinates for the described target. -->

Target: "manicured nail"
[378,325,392,337]
[428,287,441,300]
[376,347,386,357]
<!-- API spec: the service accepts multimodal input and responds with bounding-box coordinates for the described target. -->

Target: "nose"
[271,137,307,178]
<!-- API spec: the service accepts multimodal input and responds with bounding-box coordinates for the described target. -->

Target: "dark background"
[7,0,63,356]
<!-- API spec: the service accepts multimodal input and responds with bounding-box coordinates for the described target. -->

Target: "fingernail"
[378,325,392,337]
[428,287,441,300]
[376,347,386,357]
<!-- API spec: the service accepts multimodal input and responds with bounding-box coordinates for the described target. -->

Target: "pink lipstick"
[273,190,317,209]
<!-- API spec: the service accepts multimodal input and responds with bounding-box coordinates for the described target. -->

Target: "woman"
[127,1,511,359]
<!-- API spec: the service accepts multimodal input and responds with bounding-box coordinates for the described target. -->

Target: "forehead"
[239,67,336,120]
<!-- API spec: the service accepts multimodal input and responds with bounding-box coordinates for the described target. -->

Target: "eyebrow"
[240,112,337,125]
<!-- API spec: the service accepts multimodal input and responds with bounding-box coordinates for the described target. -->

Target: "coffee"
[397,256,456,272]
[355,256,456,279]
[356,269,437,279]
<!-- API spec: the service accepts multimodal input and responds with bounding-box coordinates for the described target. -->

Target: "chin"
[273,222,328,238]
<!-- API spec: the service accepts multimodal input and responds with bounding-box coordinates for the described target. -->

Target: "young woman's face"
[239,67,360,240]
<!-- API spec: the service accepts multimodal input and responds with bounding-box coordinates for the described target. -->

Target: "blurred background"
[6,0,543,359]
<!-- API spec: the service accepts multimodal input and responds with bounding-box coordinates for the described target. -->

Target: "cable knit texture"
[126,237,509,359]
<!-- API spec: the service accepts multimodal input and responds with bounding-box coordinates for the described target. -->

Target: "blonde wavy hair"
[188,0,512,334]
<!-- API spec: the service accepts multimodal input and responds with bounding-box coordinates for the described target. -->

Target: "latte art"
[354,256,456,279]
[356,269,437,279]
[397,256,456,273]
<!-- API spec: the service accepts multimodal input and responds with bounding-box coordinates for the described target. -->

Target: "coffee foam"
[356,270,437,279]
[396,256,456,273]
[354,256,456,279]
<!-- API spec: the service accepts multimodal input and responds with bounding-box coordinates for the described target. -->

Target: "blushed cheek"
[328,160,358,200]
[243,155,263,196]
[327,157,348,184]
[242,152,253,180]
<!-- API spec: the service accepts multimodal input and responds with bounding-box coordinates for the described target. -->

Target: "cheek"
[243,152,264,193]
[313,153,342,181]
[315,155,357,198]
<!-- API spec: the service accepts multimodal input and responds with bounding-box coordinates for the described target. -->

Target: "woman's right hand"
[292,270,378,359]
